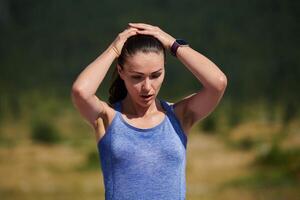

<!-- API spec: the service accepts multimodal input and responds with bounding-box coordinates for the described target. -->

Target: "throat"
[121,97,164,118]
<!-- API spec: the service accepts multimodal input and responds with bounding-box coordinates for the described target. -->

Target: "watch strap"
[170,40,180,57]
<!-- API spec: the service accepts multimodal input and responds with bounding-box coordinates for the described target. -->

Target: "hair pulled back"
[108,35,166,106]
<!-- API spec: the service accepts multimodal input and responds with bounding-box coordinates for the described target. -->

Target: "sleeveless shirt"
[97,99,188,200]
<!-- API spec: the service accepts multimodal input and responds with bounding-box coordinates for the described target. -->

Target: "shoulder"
[95,101,116,125]
[162,99,191,136]
[161,100,189,136]
[94,101,117,141]
[160,99,183,116]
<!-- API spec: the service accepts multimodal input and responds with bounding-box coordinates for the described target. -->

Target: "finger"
[126,29,138,37]
[119,28,138,37]
[123,27,138,33]
[136,29,154,35]
[119,29,138,41]
[128,23,154,30]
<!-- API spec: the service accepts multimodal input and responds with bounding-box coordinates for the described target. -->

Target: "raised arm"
[174,44,227,132]
[128,23,227,134]
[71,27,138,129]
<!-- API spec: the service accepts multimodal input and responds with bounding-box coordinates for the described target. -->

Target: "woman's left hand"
[128,23,176,50]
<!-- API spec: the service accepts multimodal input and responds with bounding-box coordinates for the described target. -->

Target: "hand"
[128,23,176,50]
[109,26,139,57]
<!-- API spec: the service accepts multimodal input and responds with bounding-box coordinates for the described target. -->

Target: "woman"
[71,23,227,200]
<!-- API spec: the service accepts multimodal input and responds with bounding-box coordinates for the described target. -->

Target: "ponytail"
[108,67,127,106]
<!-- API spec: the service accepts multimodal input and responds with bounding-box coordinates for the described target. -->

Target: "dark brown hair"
[108,35,166,106]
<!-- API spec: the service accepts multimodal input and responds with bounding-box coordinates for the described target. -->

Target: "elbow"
[71,84,88,99]
[214,74,227,92]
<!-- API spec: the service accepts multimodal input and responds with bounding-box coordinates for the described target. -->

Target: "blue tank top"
[97,99,188,200]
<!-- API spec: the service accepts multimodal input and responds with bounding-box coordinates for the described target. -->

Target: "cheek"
[156,74,165,86]
[124,79,140,93]
[151,78,164,91]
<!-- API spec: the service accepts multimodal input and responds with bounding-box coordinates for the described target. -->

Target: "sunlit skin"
[72,22,227,142]
[118,51,165,118]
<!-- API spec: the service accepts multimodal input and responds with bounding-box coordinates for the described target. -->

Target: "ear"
[117,64,124,79]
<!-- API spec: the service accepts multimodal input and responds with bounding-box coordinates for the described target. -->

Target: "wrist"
[168,39,176,50]
[170,39,189,57]
[109,45,120,58]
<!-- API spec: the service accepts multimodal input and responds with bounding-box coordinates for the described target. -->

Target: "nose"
[142,77,151,92]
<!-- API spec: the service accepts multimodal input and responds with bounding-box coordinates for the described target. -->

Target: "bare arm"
[128,23,227,134]
[174,46,227,132]
[71,27,138,129]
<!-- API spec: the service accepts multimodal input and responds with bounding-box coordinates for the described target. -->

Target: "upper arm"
[71,89,109,130]
[173,88,226,134]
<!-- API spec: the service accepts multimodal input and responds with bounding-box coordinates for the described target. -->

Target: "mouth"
[140,94,154,100]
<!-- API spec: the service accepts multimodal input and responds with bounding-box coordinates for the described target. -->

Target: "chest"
[108,124,186,167]
[120,112,166,129]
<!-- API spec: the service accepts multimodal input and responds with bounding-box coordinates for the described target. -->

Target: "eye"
[131,76,142,80]
[151,73,161,79]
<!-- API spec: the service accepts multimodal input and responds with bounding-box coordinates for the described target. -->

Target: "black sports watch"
[170,39,189,57]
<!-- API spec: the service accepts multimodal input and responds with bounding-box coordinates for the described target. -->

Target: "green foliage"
[232,137,256,151]
[30,118,61,144]
[0,136,16,148]
[223,143,300,189]
[201,115,217,133]
[256,143,284,166]
[227,102,243,128]
[77,150,100,171]
[282,101,298,126]
[86,150,100,169]
[255,143,300,169]
[224,168,298,189]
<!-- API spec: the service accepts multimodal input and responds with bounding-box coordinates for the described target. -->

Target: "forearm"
[176,46,227,92]
[72,45,117,97]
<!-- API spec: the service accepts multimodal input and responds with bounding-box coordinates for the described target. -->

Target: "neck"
[122,95,160,117]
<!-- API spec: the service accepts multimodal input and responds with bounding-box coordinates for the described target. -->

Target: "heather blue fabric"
[97,99,188,200]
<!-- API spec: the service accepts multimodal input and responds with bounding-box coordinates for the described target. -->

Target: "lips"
[140,94,154,100]
[141,94,153,98]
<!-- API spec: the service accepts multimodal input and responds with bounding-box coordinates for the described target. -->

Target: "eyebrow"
[129,68,163,75]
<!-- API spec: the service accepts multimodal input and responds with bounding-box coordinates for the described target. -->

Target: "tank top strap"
[160,99,188,148]
[113,100,122,112]
[160,99,179,116]
[159,99,173,114]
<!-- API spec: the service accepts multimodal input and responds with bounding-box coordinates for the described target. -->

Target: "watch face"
[176,39,188,45]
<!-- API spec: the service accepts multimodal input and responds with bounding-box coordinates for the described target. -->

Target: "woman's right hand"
[109,27,139,58]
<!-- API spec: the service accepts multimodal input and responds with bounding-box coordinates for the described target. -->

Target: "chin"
[139,96,156,106]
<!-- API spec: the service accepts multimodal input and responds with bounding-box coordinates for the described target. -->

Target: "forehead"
[124,52,164,73]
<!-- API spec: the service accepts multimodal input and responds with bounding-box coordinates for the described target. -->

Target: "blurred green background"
[0,0,299,199]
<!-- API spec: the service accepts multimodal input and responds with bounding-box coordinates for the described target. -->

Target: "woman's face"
[118,51,165,107]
